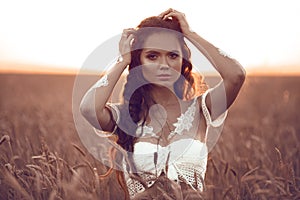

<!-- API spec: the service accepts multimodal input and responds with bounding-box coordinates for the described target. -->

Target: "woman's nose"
[159,65,169,70]
[159,56,169,69]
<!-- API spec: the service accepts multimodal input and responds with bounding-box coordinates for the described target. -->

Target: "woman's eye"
[169,53,179,59]
[146,54,158,60]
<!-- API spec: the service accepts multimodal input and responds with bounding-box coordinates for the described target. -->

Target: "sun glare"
[0,0,299,75]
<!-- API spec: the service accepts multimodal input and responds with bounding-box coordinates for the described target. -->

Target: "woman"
[80,8,245,199]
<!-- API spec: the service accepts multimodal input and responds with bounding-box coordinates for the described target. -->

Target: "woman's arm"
[80,29,135,132]
[160,9,246,120]
[185,31,246,120]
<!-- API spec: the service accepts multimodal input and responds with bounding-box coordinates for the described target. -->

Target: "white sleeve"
[106,103,120,125]
[93,103,120,136]
[201,89,227,127]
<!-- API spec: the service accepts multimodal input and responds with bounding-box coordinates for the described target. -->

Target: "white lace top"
[106,89,227,198]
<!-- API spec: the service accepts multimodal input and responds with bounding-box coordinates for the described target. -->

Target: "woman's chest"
[132,139,208,172]
[136,99,207,146]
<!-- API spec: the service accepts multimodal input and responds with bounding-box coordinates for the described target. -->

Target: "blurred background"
[0,0,299,199]
[0,0,299,75]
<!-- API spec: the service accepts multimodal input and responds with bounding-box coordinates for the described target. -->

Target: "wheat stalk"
[71,143,86,157]
[3,170,32,200]
[0,134,14,157]
[274,147,283,168]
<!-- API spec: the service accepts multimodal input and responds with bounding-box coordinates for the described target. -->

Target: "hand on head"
[158,8,191,35]
[119,28,136,64]
[118,9,191,65]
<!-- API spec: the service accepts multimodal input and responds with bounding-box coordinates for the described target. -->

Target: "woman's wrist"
[116,55,130,68]
[183,28,198,40]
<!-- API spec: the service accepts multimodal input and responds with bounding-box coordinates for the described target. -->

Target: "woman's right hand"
[119,28,135,65]
[159,8,191,36]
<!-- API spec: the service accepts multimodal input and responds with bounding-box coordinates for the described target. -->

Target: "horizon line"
[1,70,300,77]
[1,61,300,76]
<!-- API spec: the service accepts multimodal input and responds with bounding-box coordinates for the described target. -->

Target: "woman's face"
[140,32,183,89]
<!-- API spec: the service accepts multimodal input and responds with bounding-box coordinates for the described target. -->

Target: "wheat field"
[0,74,299,199]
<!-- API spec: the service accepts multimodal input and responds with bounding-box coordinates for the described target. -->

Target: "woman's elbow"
[233,64,246,86]
[79,100,91,119]
[238,67,246,84]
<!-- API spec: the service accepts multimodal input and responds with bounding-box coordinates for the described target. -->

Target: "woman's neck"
[150,85,179,107]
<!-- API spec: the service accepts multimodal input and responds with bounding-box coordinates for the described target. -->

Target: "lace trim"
[201,89,228,128]
[136,125,156,137]
[92,74,108,89]
[126,173,157,197]
[126,163,206,198]
[136,98,198,139]
[217,48,233,59]
[169,98,197,139]
[124,90,228,198]
[201,89,213,125]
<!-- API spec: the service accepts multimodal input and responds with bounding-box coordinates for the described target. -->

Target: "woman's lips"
[157,74,171,80]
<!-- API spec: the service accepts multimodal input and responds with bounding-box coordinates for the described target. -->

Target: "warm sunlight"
[1,2,299,199]
[0,0,299,75]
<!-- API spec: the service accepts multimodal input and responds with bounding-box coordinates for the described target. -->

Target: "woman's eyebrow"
[144,49,160,54]
[144,49,181,54]
[169,50,180,54]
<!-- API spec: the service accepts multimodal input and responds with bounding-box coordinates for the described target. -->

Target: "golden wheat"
[0,74,299,199]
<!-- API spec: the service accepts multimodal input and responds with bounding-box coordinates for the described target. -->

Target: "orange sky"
[0,61,299,76]
[0,1,299,75]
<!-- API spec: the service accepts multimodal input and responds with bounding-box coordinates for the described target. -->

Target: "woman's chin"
[153,81,175,90]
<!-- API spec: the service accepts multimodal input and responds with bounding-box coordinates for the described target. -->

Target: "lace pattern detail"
[126,173,157,197]
[126,162,206,198]
[136,124,156,137]
[127,178,146,197]
[175,161,206,191]
[201,89,213,125]
[93,74,108,89]
[127,139,208,198]
[136,98,198,139]
[169,98,197,139]
[122,89,228,198]
[217,48,233,59]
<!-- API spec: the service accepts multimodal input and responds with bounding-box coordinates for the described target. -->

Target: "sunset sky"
[0,0,299,75]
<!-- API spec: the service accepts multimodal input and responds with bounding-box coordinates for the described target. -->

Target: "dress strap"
[201,88,228,143]
[106,103,120,134]
[93,103,120,137]
[201,88,213,126]
[106,103,120,124]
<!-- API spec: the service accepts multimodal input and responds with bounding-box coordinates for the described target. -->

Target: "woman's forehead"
[142,32,182,52]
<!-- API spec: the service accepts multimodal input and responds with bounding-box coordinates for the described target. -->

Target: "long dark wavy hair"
[117,16,195,151]
[105,16,205,199]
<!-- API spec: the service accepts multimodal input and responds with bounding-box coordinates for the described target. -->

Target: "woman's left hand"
[158,8,191,35]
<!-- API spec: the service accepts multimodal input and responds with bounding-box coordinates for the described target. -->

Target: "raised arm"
[80,29,135,132]
[160,9,246,121]
[185,32,246,121]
